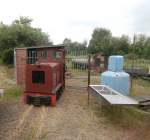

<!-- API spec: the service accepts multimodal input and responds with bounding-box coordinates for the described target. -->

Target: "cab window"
[53,51,62,59]
[40,50,48,59]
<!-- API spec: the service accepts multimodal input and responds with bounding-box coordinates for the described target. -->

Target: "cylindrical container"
[101,55,130,96]
[108,55,124,72]
[101,71,130,96]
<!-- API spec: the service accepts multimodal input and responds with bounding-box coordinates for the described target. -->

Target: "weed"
[1,86,22,100]
[131,78,150,96]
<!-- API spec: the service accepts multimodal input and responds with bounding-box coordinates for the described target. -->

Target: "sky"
[0,0,149,44]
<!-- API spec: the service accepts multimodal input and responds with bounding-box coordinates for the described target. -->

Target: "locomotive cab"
[22,45,65,106]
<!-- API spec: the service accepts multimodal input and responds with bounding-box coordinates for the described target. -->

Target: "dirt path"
[0,101,29,140]
[0,89,137,140]
[0,74,150,140]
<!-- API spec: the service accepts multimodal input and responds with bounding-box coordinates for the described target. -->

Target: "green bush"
[2,49,14,64]
[2,86,22,100]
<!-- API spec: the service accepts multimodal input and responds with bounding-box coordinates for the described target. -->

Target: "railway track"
[0,101,28,140]
[10,105,33,140]
[14,106,49,140]
[0,101,50,140]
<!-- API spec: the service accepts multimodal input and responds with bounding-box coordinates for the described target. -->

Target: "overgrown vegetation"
[89,93,150,131]
[0,86,22,101]
[1,48,14,64]
[131,78,150,96]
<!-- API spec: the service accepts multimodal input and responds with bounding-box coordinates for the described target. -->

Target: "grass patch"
[102,106,149,127]
[89,94,150,129]
[1,86,22,101]
[131,78,150,96]
[133,78,150,87]
[89,99,150,129]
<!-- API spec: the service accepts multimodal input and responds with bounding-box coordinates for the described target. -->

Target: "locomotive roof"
[15,44,64,50]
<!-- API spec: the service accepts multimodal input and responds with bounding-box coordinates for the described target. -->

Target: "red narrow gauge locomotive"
[21,45,65,106]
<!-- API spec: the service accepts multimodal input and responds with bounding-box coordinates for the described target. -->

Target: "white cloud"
[130,0,150,35]
[0,0,147,44]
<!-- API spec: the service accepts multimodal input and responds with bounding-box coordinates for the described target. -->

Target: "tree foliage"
[88,28,131,56]
[63,38,87,51]
[110,35,130,55]
[0,16,52,64]
[133,35,150,59]
[1,48,14,64]
[88,27,150,59]
[88,28,112,55]
[1,17,150,65]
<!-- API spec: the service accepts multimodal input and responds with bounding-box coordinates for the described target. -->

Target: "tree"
[111,35,130,55]
[133,34,147,57]
[0,16,53,64]
[63,38,87,51]
[1,48,14,64]
[88,27,131,56]
[88,28,112,56]
[144,38,150,59]
[12,16,33,26]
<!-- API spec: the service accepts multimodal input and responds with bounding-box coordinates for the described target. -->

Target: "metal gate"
[65,49,89,90]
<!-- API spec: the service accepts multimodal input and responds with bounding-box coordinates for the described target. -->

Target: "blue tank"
[108,55,124,72]
[101,56,130,96]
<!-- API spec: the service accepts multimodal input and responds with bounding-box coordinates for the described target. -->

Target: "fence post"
[148,66,150,74]
[131,35,136,94]
[88,54,91,105]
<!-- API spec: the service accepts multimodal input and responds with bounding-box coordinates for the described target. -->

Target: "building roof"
[14,44,65,50]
